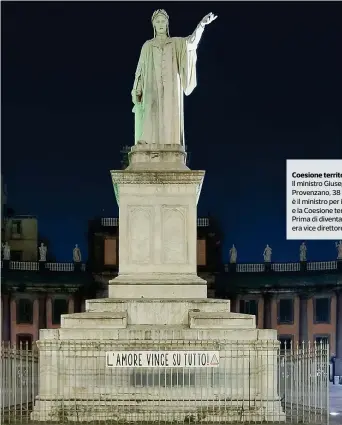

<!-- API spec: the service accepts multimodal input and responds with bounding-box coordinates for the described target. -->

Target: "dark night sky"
[2,1,342,262]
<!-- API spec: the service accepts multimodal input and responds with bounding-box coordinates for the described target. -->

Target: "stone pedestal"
[109,168,206,299]
[31,144,285,423]
[73,262,82,273]
[32,299,284,423]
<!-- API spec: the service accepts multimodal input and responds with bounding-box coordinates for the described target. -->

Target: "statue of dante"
[132,10,217,145]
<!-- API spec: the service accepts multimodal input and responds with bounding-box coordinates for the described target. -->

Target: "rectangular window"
[11,220,22,236]
[315,335,329,346]
[104,237,117,265]
[278,299,294,324]
[240,299,258,325]
[11,250,23,261]
[16,299,33,324]
[278,335,293,350]
[16,334,33,350]
[52,299,68,325]
[197,239,206,266]
[314,298,330,323]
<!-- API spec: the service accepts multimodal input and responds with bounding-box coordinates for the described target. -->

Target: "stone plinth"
[109,167,206,299]
[31,144,285,423]
[31,298,285,423]
[127,143,188,171]
[86,298,231,325]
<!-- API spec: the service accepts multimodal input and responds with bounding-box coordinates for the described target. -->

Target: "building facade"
[1,216,223,345]
[216,260,342,377]
[1,262,92,346]
[3,214,341,379]
[3,215,38,261]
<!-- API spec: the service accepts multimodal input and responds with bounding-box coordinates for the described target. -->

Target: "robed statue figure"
[132,10,217,146]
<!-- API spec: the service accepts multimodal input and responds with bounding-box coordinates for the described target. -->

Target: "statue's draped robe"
[132,25,204,145]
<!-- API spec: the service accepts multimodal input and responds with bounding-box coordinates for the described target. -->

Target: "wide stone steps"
[189,311,255,329]
[61,312,127,329]
[84,298,232,326]
[60,300,255,330]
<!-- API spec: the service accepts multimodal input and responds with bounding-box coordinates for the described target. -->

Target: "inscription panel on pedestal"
[161,206,188,264]
[128,206,153,264]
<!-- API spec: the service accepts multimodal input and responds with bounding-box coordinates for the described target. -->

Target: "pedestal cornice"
[111,170,205,205]
[111,170,205,185]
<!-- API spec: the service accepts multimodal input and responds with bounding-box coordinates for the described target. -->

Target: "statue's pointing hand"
[201,13,218,26]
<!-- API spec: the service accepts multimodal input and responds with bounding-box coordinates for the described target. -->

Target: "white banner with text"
[106,351,220,368]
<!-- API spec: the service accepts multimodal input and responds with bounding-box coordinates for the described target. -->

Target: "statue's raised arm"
[188,13,218,48]
[132,10,217,146]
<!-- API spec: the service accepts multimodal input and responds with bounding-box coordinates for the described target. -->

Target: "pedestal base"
[31,298,285,423]
[32,398,285,423]
[108,273,207,298]
[31,156,285,422]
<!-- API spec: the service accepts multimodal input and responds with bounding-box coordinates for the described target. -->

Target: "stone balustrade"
[100,217,210,227]
[224,260,339,273]
[1,260,340,274]
[1,261,86,272]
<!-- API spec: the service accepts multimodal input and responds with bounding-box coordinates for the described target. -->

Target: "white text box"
[286,159,342,240]
[106,351,220,368]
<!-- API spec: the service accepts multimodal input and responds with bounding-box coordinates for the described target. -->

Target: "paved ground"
[329,383,342,424]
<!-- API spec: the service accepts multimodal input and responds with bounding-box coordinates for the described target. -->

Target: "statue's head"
[151,9,169,37]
